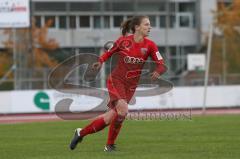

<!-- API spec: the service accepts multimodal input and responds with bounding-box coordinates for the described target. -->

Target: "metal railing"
[0,67,240,90]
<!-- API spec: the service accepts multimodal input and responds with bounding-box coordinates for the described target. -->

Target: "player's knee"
[118,109,128,117]
[103,110,116,125]
[116,100,128,117]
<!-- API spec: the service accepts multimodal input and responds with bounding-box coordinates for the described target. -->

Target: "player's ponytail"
[121,18,132,36]
[120,16,149,36]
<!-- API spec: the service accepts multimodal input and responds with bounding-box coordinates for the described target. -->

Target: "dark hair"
[120,15,149,36]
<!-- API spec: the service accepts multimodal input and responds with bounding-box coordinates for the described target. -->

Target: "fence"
[0,66,240,90]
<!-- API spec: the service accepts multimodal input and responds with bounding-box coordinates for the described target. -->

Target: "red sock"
[80,117,107,137]
[107,113,125,145]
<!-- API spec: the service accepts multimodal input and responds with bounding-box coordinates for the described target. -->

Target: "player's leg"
[69,109,115,150]
[105,99,128,152]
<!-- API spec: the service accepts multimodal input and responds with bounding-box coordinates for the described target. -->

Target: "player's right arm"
[92,37,121,71]
[98,37,121,64]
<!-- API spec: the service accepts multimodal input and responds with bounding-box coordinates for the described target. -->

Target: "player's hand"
[150,71,160,81]
[92,62,102,71]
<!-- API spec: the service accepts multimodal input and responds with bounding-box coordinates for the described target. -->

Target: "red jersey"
[99,34,166,85]
[99,35,166,107]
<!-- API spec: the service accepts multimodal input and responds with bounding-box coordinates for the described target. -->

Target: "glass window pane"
[104,2,112,11]
[170,46,177,57]
[70,2,101,11]
[93,16,101,29]
[69,16,76,29]
[180,15,190,27]
[170,15,176,28]
[59,16,66,29]
[127,15,133,19]
[79,16,90,27]
[112,2,134,11]
[193,15,196,28]
[103,16,110,28]
[184,46,196,54]
[34,16,41,27]
[170,59,178,72]
[159,2,166,11]
[35,2,66,11]
[159,15,166,28]
[138,2,166,11]
[179,2,195,12]
[45,16,55,28]
[170,2,176,12]
[148,16,156,27]
[113,16,123,28]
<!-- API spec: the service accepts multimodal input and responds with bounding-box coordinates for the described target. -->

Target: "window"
[93,16,101,29]
[70,2,101,11]
[159,15,166,28]
[159,15,176,28]
[79,16,90,28]
[113,16,123,28]
[170,59,178,72]
[180,15,190,27]
[183,46,196,54]
[35,2,66,11]
[192,15,196,28]
[103,16,110,28]
[127,15,133,19]
[104,2,112,11]
[59,16,66,29]
[148,16,156,27]
[34,16,41,27]
[138,2,166,11]
[169,2,176,12]
[159,2,166,11]
[170,15,176,28]
[169,46,178,73]
[177,13,193,28]
[69,16,76,29]
[112,2,134,11]
[179,2,195,13]
[170,46,177,57]
[44,16,55,28]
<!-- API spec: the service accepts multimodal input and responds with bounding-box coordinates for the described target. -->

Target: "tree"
[31,19,59,68]
[0,19,59,89]
[0,53,12,77]
[211,0,240,76]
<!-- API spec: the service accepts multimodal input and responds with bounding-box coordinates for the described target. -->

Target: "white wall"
[0,86,240,114]
[0,91,12,113]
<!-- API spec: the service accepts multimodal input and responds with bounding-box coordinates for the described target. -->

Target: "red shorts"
[106,76,137,108]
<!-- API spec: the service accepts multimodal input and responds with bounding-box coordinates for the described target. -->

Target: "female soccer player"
[69,15,166,152]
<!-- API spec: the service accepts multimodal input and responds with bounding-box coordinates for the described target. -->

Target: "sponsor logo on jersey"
[124,56,144,64]
[140,48,148,55]
[156,51,163,60]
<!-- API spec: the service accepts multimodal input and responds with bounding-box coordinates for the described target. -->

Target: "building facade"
[1,0,229,88]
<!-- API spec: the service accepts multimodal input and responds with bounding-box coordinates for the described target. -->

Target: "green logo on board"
[34,92,50,110]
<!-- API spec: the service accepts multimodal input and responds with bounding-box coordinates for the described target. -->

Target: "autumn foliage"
[211,0,240,74]
[0,19,58,77]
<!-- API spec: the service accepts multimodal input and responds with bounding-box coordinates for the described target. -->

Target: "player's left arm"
[149,41,167,80]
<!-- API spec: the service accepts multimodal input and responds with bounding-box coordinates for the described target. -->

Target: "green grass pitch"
[0,115,240,159]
